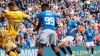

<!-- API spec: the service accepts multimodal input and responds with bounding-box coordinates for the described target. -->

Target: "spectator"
[21,39,26,48]
[97,23,100,33]
[15,35,22,48]
[30,34,36,47]
[96,13,100,23]
[25,34,31,47]
[94,34,100,46]
[80,10,86,19]
[18,29,25,40]
[65,0,71,8]
[75,32,83,46]
[78,23,85,34]
[56,27,62,41]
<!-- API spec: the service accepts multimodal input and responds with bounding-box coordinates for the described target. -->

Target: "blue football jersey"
[85,29,94,42]
[38,10,58,31]
[67,20,78,37]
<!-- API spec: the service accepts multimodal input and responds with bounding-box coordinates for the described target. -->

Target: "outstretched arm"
[33,22,41,31]
[21,12,36,26]
[25,18,36,26]
[25,17,41,31]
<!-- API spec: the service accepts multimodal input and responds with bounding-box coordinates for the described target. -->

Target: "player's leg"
[0,30,15,56]
[8,39,21,56]
[86,42,91,52]
[64,36,73,56]
[11,47,21,56]
[91,46,94,56]
[5,47,17,56]
[51,44,61,56]
[5,38,18,56]
[38,30,48,56]
[59,41,67,55]
[65,41,73,56]
[50,31,61,56]
[90,42,95,56]
[38,43,46,56]
[0,43,9,56]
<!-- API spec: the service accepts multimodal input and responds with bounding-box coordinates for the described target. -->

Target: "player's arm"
[25,18,36,26]
[71,28,77,32]
[22,12,36,26]
[73,22,78,31]
[33,14,42,31]
[70,22,78,33]
[33,22,41,31]
[26,18,40,31]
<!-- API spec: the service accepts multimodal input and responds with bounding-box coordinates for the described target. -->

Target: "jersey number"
[44,17,55,25]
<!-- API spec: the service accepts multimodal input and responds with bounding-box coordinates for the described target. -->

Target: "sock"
[51,44,61,56]
[87,48,89,50]
[37,43,45,56]
[59,47,67,55]
[11,48,21,56]
[55,52,61,56]
[38,49,42,56]
[87,47,89,52]
[66,46,72,55]
[9,51,17,56]
[91,48,94,54]
[14,51,19,56]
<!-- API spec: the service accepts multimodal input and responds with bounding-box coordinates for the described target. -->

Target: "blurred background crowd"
[0,0,100,48]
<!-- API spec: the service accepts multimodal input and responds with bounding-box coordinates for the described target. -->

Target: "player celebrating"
[36,3,61,56]
[58,13,78,56]
[84,25,95,56]
[0,1,35,56]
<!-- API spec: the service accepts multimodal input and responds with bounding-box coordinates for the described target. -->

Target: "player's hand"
[33,27,40,31]
[70,30,73,34]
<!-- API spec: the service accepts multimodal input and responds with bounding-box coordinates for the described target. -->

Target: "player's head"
[8,1,17,11]
[41,3,49,11]
[65,13,71,22]
[88,25,92,30]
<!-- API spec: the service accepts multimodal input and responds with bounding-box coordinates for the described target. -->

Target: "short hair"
[8,1,16,7]
[41,3,49,7]
[64,12,71,17]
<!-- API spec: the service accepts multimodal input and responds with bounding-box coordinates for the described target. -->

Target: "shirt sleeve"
[3,13,9,18]
[72,21,78,28]
[22,12,27,19]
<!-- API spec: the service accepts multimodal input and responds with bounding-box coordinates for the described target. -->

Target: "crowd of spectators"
[0,0,100,48]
